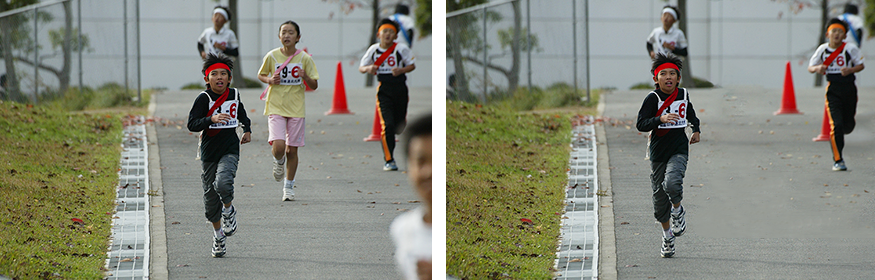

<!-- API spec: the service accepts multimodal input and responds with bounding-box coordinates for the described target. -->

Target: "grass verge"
[446,101,575,279]
[0,100,124,279]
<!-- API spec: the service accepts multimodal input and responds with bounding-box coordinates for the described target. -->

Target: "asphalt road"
[602,85,875,279]
[149,85,431,279]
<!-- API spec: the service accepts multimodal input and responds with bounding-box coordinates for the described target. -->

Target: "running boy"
[187,54,252,257]
[646,5,688,60]
[808,18,864,171]
[258,20,319,201]
[359,19,416,171]
[636,53,701,258]
[390,113,432,280]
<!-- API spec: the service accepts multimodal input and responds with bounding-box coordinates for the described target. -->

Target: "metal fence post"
[34,8,38,101]
[136,0,141,101]
[585,0,590,102]
[573,0,577,98]
[526,0,531,90]
[124,0,129,95]
[482,6,487,103]
[78,0,82,91]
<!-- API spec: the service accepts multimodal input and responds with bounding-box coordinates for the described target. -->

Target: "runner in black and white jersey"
[646,5,688,60]
[359,19,416,172]
[197,6,239,60]
[808,18,865,171]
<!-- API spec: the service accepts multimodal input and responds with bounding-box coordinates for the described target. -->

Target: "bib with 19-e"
[274,62,304,85]
[207,90,239,129]
[656,89,687,129]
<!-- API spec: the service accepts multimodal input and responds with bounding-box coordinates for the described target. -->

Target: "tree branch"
[13,55,61,78]
[461,55,510,77]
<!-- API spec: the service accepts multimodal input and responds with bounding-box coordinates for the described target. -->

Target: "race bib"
[275,62,304,85]
[376,53,398,75]
[208,100,239,129]
[657,100,687,129]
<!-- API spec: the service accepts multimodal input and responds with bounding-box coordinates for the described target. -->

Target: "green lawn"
[446,101,592,279]
[0,100,125,279]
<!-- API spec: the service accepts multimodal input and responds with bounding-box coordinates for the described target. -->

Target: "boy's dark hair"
[826,18,849,34]
[377,18,400,32]
[278,20,301,37]
[844,3,859,15]
[202,53,234,89]
[214,5,232,21]
[663,5,680,20]
[651,53,683,89]
[403,113,432,158]
[395,4,410,15]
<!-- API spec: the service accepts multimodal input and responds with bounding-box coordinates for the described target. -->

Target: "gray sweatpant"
[202,153,238,223]
[650,153,687,223]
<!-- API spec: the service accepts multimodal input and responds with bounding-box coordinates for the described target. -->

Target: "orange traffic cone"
[363,107,382,142]
[812,106,831,142]
[303,48,314,92]
[324,61,353,115]
[774,61,802,115]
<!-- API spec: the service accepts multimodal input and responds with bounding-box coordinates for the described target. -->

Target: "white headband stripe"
[213,8,228,20]
[662,8,677,20]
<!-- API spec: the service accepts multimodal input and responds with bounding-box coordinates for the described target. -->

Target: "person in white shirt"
[198,6,239,60]
[839,3,864,47]
[646,6,688,60]
[391,4,417,48]
[390,113,432,280]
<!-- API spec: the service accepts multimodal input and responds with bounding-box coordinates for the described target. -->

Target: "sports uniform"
[809,42,864,165]
[360,42,416,165]
[198,26,239,57]
[647,26,688,57]
[187,87,251,256]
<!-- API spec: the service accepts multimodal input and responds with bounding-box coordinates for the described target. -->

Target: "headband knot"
[205,63,231,77]
[654,62,679,76]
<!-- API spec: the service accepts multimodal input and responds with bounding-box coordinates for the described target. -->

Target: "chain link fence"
[0,0,140,104]
[447,0,590,104]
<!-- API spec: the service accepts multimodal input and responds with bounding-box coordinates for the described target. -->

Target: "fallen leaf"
[520,218,533,224]
[120,258,132,262]
[569,258,582,262]
[71,218,85,225]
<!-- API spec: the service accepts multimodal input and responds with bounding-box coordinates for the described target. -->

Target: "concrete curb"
[596,92,617,280]
[147,93,169,280]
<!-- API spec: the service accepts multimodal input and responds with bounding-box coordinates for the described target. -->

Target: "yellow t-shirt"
[258,48,319,117]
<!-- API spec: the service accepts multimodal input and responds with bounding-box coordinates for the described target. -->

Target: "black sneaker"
[670,206,686,237]
[661,235,675,258]
[212,235,226,257]
[222,206,237,236]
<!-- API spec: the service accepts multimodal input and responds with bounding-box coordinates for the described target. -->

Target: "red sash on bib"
[654,88,678,137]
[822,42,846,66]
[205,88,230,136]
[374,43,397,66]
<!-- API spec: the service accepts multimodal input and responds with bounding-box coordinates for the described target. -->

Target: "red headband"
[205,63,231,77]
[654,62,679,76]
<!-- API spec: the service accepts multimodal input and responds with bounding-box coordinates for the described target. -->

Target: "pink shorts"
[268,115,306,147]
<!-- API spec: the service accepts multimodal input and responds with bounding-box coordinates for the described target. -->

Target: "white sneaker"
[273,158,285,182]
[282,179,295,201]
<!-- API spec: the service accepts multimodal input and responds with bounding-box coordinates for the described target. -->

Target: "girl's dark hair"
[279,20,301,36]
[214,6,232,21]
[844,3,859,15]
[826,18,849,34]
[663,5,680,20]
[202,53,234,89]
[651,53,683,89]
[403,113,432,158]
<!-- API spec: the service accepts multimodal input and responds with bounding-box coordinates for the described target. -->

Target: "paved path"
[149,86,430,279]
[602,86,875,279]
